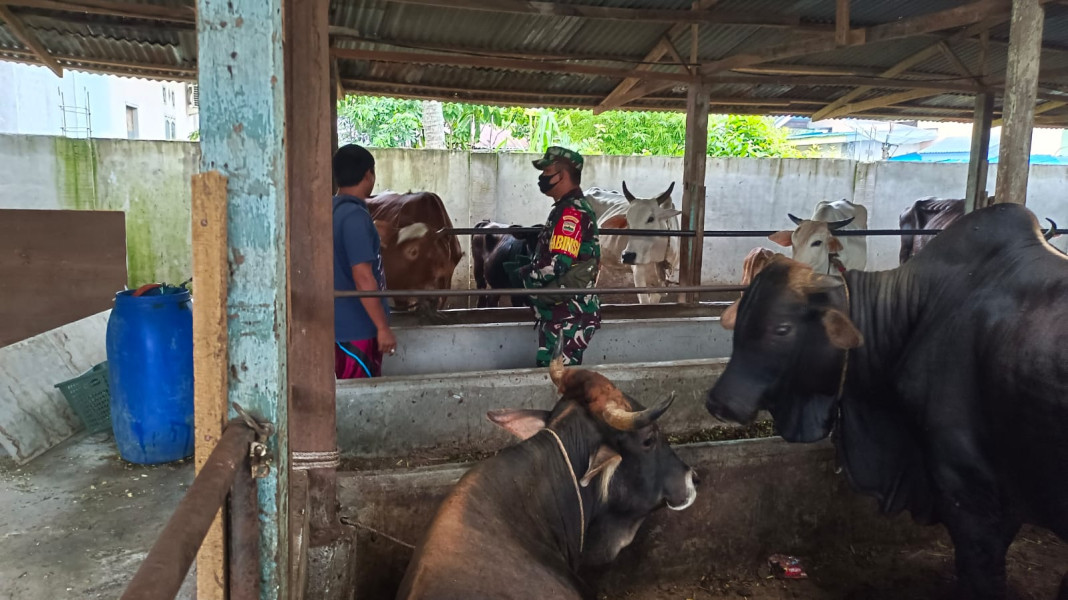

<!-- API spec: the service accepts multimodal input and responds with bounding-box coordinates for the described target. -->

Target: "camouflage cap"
[532,146,584,171]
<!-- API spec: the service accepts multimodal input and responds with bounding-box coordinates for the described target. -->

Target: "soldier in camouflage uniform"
[518,147,601,367]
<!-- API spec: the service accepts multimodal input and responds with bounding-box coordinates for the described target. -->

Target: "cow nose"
[621,251,636,264]
[690,469,701,486]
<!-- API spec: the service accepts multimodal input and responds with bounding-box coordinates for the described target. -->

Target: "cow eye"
[642,434,656,449]
[811,240,823,247]
[646,216,655,224]
[773,324,792,336]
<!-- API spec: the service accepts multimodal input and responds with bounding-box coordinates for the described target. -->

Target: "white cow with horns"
[768,199,868,276]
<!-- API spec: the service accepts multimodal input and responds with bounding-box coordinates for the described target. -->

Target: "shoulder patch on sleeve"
[549,207,584,258]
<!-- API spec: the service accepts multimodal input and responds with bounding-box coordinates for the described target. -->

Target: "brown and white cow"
[585,182,681,304]
[368,191,464,311]
[769,199,867,276]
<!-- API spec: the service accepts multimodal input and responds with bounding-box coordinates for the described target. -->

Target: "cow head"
[768,214,853,276]
[375,220,463,309]
[488,355,696,566]
[617,181,681,266]
[707,256,862,443]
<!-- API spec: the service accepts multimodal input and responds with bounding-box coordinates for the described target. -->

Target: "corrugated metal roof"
[4,0,1068,122]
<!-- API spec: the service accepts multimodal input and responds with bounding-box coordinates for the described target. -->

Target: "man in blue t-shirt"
[333,144,397,379]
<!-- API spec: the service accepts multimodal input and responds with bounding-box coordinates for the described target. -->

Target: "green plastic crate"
[55,362,112,434]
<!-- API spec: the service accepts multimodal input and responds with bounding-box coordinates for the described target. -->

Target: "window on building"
[165,118,176,140]
[126,106,139,139]
[162,87,167,103]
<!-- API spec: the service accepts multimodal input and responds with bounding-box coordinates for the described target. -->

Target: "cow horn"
[1044,218,1059,241]
[601,392,675,431]
[788,213,804,226]
[827,216,855,231]
[622,181,637,202]
[548,347,568,392]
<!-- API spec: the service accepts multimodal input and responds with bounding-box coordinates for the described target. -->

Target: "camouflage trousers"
[535,314,600,367]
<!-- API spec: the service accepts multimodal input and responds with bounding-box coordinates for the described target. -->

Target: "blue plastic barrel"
[105,285,194,464]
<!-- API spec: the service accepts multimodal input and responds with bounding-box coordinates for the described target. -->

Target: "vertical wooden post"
[993,0,1044,207]
[192,171,230,600]
[680,81,710,304]
[835,0,851,46]
[196,0,289,595]
[965,93,994,213]
[284,0,337,545]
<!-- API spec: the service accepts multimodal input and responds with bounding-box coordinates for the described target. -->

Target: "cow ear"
[580,444,622,501]
[720,301,739,330]
[603,215,628,230]
[654,207,682,221]
[768,230,793,247]
[828,237,844,254]
[374,220,396,249]
[822,309,863,349]
[487,409,550,440]
[397,222,430,245]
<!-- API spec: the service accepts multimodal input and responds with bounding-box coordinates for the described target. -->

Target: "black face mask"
[538,172,560,194]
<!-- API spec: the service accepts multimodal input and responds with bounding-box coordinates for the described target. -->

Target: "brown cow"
[368,191,463,311]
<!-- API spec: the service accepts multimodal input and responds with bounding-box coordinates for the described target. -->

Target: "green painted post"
[196,0,289,597]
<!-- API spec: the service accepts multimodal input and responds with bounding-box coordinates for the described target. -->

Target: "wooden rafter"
[329,47,697,84]
[0,5,62,76]
[823,89,943,119]
[0,0,195,23]
[699,0,1012,77]
[810,19,997,121]
[594,0,719,114]
[383,0,808,28]
[836,0,850,46]
[1,47,194,78]
[992,100,1067,126]
[938,41,976,80]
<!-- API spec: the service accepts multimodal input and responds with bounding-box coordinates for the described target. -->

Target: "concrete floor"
[0,433,194,599]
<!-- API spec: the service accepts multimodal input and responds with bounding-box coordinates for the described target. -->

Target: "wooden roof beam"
[0,47,194,78]
[938,41,978,81]
[811,19,999,121]
[329,47,697,84]
[383,0,810,28]
[594,0,720,115]
[992,100,1067,126]
[0,0,195,24]
[0,4,62,76]
[822,89,943,119]
[836,0,850,46]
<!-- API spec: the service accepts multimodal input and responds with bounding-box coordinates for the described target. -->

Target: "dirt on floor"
[0,433,194,600]
[614,526,1067,600]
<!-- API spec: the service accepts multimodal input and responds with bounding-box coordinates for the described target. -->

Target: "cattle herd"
[372,184,1065,600]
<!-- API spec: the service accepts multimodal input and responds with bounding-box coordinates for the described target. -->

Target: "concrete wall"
[3,136,1065,291]
[0,134,197,288]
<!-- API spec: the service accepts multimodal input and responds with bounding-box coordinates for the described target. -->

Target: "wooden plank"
[285,0,338,545]
[0,48,195,79]
[965,93,995,213]
[680,83,710,305]
[0,209,126,348]
[383,0,803,27]
[191,171,230,600]
[196,0,289,594]
[0,5,62,76]
[994,0,1045,207]
[0,0,195,23]
[329,47,695,84]
[836,0,850,46]
[824,88,942,119]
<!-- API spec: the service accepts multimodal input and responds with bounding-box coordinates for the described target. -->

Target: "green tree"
[337,95,424,148]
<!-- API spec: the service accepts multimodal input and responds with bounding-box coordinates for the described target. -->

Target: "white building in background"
[0,62,198,141]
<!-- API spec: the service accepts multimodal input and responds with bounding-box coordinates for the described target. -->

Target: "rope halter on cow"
[542,427,586,553]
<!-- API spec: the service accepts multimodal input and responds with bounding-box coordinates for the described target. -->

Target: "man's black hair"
[334,144,375,187]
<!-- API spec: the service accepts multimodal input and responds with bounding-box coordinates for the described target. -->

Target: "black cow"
[898,197,965,264]
[471,219,539,308]
[707,204,1068,600]
[397,356,698,600]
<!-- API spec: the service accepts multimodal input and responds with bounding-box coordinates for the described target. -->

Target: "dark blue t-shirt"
[333,194,390,342]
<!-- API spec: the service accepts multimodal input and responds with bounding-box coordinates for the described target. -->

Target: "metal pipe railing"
[335,284,746,298]
[121,421,257,600]
[443,227,1068,237]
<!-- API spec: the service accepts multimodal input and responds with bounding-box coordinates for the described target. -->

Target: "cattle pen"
[3,0,1068,598]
